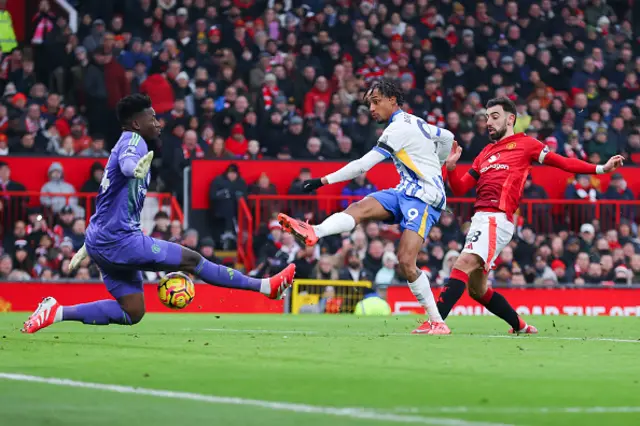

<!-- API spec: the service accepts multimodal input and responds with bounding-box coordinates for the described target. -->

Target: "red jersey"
[469,133,548,221]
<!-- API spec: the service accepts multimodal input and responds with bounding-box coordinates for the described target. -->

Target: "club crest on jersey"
[507,142,517,149]
[488,153,500,163]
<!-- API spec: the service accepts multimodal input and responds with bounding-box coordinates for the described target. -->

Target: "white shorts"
[462,212,515,271]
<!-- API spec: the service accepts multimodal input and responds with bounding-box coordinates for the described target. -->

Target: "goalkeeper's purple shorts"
[85,234,183,299]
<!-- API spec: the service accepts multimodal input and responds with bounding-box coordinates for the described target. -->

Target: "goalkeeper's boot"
[267,264,296,300]
[277,213,319,246]
[508,323,538,334]
[21,297,61,334]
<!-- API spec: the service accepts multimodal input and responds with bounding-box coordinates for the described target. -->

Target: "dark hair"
[486,96,517,125]
[116,94,152,125]
[486,97,517,116]
[365,77,405,106]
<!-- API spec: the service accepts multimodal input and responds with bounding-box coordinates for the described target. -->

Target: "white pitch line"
[392,406,640,415]
[463,335,640,344]
[0,373,512,426]
[195,328,640,344]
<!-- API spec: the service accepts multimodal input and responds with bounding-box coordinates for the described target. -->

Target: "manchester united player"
[439,97,624,333]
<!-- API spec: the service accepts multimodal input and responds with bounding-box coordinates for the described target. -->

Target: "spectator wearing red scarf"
[182,130,205,160]
[565,174,599,202]
[261,73,279,111]
[357,55,384,82]
[225,123,248,156]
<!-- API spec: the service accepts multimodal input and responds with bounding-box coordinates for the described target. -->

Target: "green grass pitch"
[1,314,639,426]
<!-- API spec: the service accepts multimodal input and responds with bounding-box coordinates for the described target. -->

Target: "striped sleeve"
[118,133,147,176]
[375,122,404,155]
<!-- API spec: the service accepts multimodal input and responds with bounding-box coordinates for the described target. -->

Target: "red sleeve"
[528,139,548,164]
[447,167,478,196]
[542,151,597,174]
[470,154,481,178]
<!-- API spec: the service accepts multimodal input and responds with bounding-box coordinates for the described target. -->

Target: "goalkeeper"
[21,94,295,334]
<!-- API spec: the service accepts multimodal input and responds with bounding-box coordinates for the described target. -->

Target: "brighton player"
[22,94,294,333]
[278,78,454,334]
[439,97,624,333]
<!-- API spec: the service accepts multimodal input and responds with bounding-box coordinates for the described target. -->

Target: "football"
[157,272,195,309]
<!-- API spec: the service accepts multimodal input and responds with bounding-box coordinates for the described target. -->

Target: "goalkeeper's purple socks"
[194,257,263,292]
[62,300,132,325]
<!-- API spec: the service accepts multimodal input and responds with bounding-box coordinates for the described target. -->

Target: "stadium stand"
[1,0,640,292]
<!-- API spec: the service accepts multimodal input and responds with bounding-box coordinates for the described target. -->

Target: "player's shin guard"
[477,288,525,331]
[408,272,443,323]
[437,269,468,319]
[194,257,266,294]
[62,300,132,325]
[313,212,356,239]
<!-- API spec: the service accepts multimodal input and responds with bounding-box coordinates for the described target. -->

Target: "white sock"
[259,279,270,296]
[313,212,356,239]
[408,272,443,323]
[55,306,63,323]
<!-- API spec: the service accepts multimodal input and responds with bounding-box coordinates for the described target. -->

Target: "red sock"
[517,316,526,330]
[450,269,469,284]
[478,287,494,305]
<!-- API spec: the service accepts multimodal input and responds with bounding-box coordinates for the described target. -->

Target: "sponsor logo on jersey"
[507,142,517,149]
[488,153,500,163]
[465,243,473,250]
[480,163,510,173]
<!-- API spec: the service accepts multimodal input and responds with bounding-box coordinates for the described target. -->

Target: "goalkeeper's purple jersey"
[85,131,150,245]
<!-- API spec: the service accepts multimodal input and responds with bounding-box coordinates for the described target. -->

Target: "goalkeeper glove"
[69,244,88,272]
[134,151,154,179]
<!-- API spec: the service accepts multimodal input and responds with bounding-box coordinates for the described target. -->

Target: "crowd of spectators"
[1,0,640,284]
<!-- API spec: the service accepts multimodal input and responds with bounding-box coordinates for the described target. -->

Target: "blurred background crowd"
[1,0,639,286]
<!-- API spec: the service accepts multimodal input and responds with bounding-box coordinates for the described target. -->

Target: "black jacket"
[209,175,248,219]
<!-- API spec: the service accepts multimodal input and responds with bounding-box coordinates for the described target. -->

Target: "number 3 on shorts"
[467,230,482,243]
